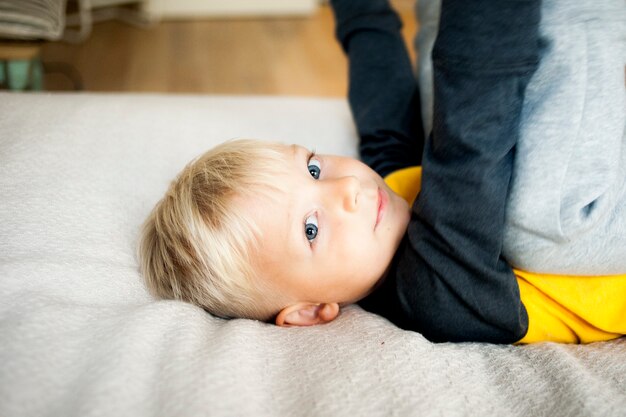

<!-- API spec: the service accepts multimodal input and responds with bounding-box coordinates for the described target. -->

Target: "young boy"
[139,0,626,344]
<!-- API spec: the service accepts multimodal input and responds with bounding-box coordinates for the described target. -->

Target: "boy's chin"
[363,273,388,299]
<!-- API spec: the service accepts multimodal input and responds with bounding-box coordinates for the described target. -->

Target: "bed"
[1,92,625,417]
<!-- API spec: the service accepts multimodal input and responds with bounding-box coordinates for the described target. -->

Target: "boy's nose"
[327,176,360,212]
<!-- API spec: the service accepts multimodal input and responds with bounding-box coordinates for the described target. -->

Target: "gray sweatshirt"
[416,0,626,274]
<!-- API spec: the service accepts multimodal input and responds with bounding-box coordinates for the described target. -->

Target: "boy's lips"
[375,187,387,229]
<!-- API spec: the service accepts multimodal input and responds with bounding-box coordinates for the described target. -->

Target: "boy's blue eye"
[308,157,321,179]
[304,213,318,242]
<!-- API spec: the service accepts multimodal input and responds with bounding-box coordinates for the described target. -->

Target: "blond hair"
[138,139,291,321]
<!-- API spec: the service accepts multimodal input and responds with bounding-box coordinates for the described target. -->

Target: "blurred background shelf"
[145,0,319,19]
[1,0,417,94]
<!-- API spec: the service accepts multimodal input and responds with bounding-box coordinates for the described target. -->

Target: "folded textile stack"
[0,0,67,40]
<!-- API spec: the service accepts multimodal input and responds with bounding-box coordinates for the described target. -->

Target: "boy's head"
[139,139,410,326]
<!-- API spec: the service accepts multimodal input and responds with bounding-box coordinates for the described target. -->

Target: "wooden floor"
[40,2,418,96]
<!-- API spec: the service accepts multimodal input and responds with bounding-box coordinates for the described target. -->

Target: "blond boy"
[139,0,626,344]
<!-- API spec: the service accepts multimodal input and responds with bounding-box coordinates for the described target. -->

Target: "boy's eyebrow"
[285,144,310,252]
[285,144,296,249]
[287,144,307,255]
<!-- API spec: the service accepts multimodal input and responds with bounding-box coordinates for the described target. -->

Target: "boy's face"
[249,144,410,314]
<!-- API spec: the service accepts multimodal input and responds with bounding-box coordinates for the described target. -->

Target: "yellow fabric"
[384,166,626,344]
[384,166,423,206]
[516,271,626,343]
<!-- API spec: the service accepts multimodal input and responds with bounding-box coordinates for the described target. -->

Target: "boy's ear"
[275,302,340,327]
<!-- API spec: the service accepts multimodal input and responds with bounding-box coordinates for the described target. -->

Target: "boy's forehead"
[254,145,308,247]
[243,143,308,238]
[262,144,304,188]
[248,185,303,275]
[288,143,307,160]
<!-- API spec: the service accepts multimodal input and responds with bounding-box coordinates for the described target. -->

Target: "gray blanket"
[1,93,625,417]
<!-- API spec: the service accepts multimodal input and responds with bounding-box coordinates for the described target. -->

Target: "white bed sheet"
[1,92,625,417]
